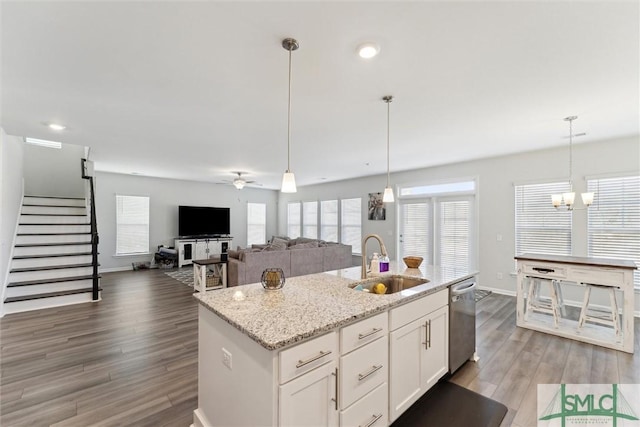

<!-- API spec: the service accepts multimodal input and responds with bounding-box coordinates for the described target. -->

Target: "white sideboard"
[175,237,232,268]
[515,253,637,353]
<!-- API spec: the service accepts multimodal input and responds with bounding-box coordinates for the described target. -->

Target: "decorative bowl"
[403,256,424,269]
[261,268,285,290]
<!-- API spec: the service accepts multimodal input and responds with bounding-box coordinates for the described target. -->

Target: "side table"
[193,257,227,292]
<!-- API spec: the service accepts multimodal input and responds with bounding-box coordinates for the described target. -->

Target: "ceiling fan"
[220,172,261,190]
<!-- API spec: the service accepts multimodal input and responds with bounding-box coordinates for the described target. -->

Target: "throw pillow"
[268,239,288,251]
[289,241,319,249]
[228,249,240,259]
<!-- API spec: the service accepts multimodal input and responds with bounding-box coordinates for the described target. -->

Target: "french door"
[399,196,474,270]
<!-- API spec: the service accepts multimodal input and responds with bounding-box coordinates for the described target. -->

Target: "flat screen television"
[178,206,230,238]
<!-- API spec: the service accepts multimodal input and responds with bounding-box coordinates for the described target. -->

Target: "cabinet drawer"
[340,382,388,427]
[570,266,625,287]
[280,332,337,384]
[390,289,447,331]
[341,312,388,355]
[340,335,388,408]
[521,262,567,279]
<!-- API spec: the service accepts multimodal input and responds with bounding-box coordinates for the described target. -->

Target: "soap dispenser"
[370,253,380,275]
[379,254,390,272]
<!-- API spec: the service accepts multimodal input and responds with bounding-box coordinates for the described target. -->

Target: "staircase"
[4,195,101,314]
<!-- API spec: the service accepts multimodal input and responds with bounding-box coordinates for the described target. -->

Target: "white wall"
[95,172,279,271]
[278,136,640,311]
[0,129,25,316]
[23,142,85,197]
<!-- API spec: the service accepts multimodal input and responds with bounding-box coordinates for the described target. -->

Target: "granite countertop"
[193,263,477,351]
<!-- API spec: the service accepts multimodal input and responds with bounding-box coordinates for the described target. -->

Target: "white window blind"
[588,175,640,289]
[399,201,431,262]
[247,203,266,246]
[302,201,318,239]
[341,198,361,254]
[287,202,301,239]
[440,200,470,270]
[515,182,572,256]
[116,195,149,255]
[321,200,338,242]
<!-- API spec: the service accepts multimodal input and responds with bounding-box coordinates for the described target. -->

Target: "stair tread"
[22,204,86,208]
[8,275,100,287]
[10,263,96,273]
[4,287,102,303]
[25,195,85,200]
[13,252,93,260]
[17,232,91,236]
[15,242,92,247]
[21,213,88,216]
[19,223,90,226]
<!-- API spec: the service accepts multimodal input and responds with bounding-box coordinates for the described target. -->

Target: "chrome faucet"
[361,234,388,279]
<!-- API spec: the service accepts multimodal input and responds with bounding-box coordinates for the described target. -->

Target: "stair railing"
[81,158,100,300]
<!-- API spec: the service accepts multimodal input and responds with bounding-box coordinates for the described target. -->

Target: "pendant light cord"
[386,99,391,187]
[568,117,573,190]
[287,46,293,173]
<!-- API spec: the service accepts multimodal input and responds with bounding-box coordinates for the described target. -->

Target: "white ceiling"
[2,1,638,190]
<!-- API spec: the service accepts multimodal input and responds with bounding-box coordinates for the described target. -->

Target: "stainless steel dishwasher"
[449,277,477,374]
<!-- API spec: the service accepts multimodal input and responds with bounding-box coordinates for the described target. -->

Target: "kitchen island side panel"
[197,305,278,426]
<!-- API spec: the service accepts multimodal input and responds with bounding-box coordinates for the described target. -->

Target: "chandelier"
[551,116,594,210]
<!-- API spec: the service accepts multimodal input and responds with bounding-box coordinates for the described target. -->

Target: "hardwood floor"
[1,269,639,426]
[1,269,198,427]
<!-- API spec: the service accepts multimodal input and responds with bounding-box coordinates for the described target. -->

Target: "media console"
[175,236,233,268]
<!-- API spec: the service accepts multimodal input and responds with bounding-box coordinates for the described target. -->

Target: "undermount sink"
[350,275,429,294]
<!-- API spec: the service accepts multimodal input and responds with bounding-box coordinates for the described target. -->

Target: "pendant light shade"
[281,38,299,193]
[382,95,394,203]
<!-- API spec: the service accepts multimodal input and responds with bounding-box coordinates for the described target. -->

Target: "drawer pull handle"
[360,413,383,427]
[532,267,555,274]
[296,350,332,368]
[358,364,383,381]
[358,327,383,340]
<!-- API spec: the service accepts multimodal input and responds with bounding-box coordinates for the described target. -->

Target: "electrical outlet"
[222,348,232,370]
[497,272,503,280]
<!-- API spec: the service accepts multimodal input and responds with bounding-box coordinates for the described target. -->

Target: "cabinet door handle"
[358,364,383,381]
[331,368,338,410]
[296,350,332,368]
[427,320,432,349]
[422,322,428,349]
[360,413,383,427]
[358,327,383,340]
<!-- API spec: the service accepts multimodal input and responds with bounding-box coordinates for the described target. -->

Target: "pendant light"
[551,116,594,210]
[382,95,394,203]
[281,38,299,193]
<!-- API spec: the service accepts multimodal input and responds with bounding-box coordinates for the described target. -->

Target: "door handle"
[296,350,332,368]
[360,413,383,427]
[358,327,382,340]
[358,364,383,381]
[331,368,339,411]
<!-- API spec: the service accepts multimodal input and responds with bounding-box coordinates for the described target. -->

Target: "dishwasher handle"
[451,281,477,296]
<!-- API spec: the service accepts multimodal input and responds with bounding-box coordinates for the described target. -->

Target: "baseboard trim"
[99,266,133,273]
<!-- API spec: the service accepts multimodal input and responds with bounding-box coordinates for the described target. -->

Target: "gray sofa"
[228,238,353,287]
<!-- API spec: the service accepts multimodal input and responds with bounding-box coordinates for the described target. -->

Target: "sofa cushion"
[289,241,319,249]
[228,249,241,260]
[269,237,289,251]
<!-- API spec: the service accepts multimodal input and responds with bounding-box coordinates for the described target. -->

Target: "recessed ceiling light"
[357,42,380,59]
[48,123,66,131]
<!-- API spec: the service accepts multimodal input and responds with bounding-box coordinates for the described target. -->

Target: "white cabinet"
[175,237,232,268]
[279,332,339,427]
[279,361,339,427]
[389,290,449,423]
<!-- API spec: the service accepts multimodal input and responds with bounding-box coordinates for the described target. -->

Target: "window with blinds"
[341,198,362,254]
[440,200,470,270]
[302,201,318,239]
[247,203,266,246]
[399,201,431,263]
[116,195,149,255]
[320,200,338,242]
[515,182,572,257]
[588,175,640,289]
[287,202,301,239]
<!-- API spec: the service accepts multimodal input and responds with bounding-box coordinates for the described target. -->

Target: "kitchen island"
[192,264,476,427]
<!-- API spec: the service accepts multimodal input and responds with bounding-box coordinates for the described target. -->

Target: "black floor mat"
[391,381,508,427]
